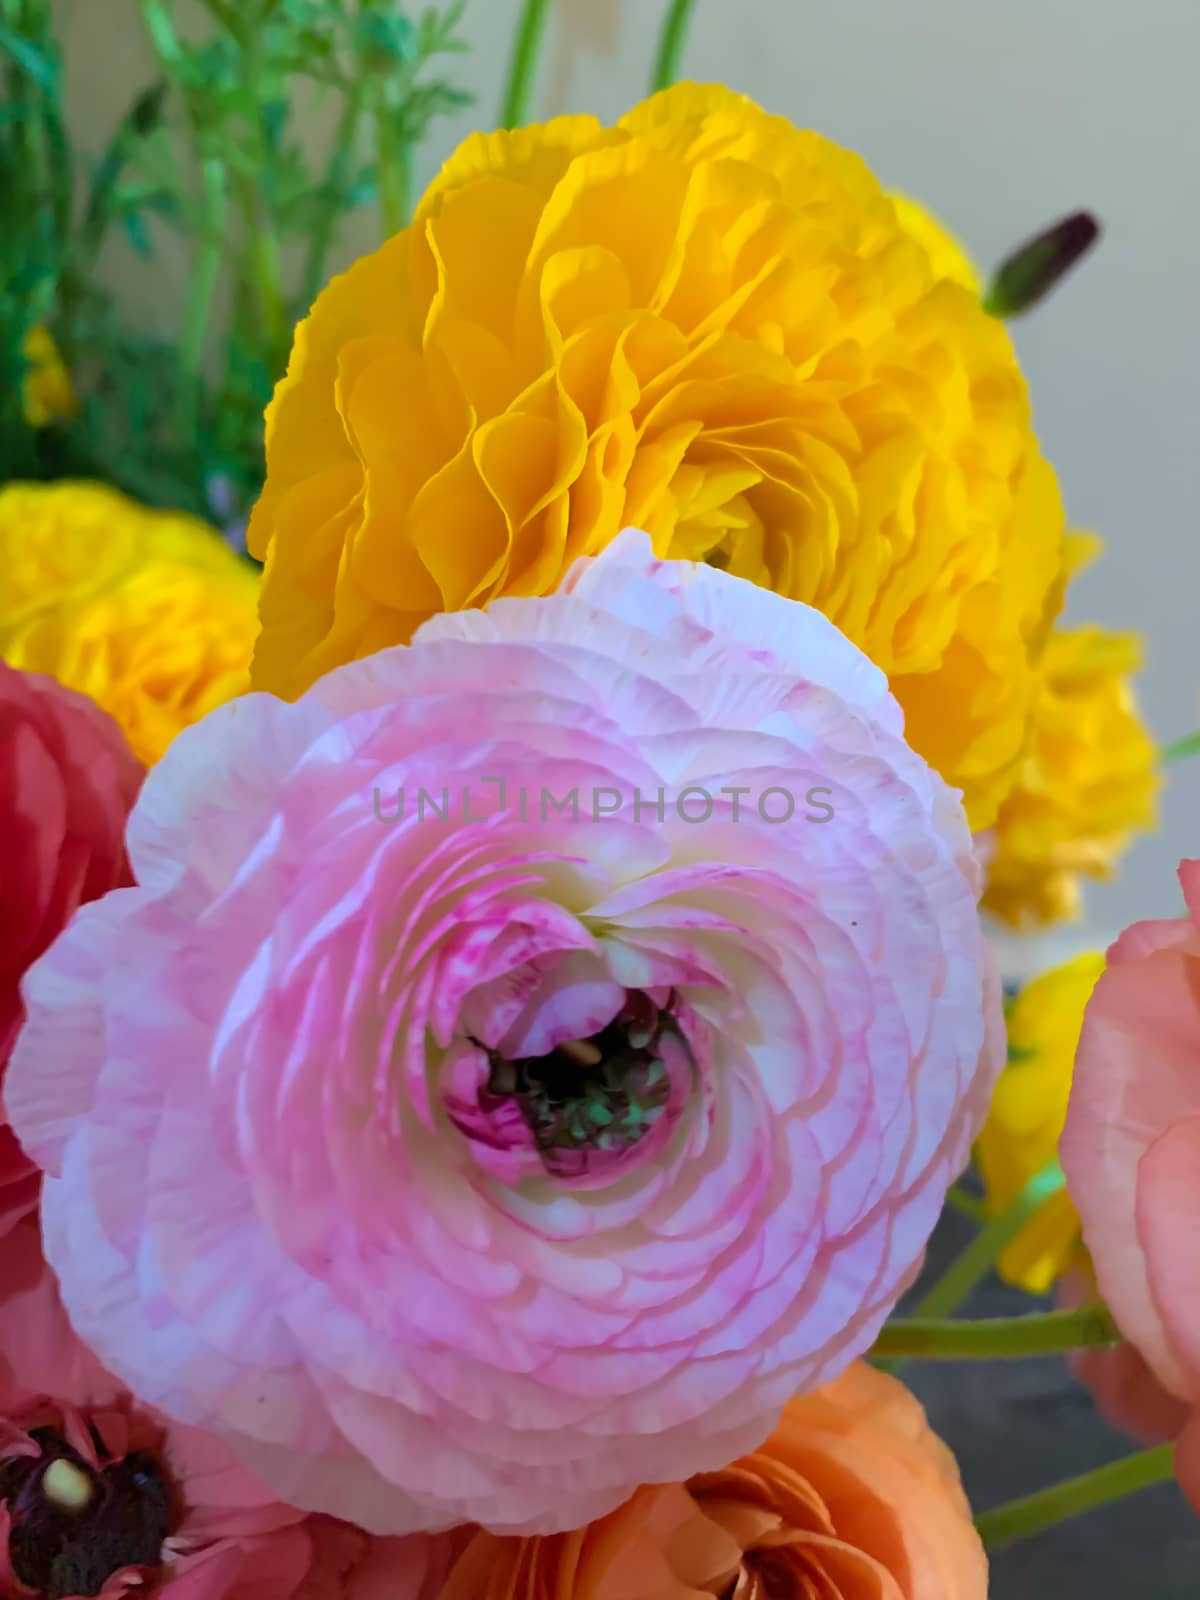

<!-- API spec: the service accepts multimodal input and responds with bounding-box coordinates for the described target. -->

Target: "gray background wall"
[59,0,1199,955]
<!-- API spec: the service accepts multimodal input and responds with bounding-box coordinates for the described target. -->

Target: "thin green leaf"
[122,210,154,257]
[1165,730,1200,764]
[0,24,58,91]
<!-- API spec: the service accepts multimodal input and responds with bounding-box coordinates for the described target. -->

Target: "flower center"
[0,1427,174,1599]
[721,1550,802,1600]
[477,991,678,1162]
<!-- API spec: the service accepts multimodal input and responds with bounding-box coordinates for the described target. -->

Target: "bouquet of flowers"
[0,3,1194,1596]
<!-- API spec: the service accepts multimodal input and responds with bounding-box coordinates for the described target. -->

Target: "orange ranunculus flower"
[248,82,1065,830]
[434,1364,986,1600]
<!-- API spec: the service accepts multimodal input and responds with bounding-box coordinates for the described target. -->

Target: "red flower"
[0,664,143,1231]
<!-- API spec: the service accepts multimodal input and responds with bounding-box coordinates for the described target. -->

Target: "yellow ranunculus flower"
[884,212,1158,923]
[21,325,77,429]
[0,482,260,765]
[247,82,1066,829]
[976,951,1104,1293]
[888,194,981,294]
[983,534,1159,927]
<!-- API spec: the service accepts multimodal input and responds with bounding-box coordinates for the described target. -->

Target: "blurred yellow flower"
[0,482,260,765]
[983,534,1159,927]
[248,82,1066,829]
[21,326,77,428]
[976,951,1104,1293]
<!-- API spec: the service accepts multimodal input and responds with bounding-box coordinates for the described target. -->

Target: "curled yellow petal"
[249,83,1069,829]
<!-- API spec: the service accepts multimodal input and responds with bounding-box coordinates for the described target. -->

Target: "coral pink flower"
[7,532,1002,1535]
[1059,1265,1191,1450]
[0,1220,459,1599]
[1061,858,1200,1513]
[0,664,143,1235]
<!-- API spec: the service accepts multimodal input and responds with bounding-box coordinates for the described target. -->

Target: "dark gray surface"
[903,1209,1199,1597]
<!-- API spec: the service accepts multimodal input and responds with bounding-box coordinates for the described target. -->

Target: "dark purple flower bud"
[985,211,1101,317]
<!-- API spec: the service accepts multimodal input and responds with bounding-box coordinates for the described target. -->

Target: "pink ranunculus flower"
[1061,858,1200,1514]
[7,531,1002,1535]
[0,1219,461,1599]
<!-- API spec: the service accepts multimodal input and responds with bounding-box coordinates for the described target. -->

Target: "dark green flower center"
[0,1426,174,1599]
[477,992,678,1166]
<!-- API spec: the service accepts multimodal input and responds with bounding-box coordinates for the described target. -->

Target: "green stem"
[871,1304,1121,1362]
[141,0,219,445]
[651,0,698,92]
[944,1184,988,1223]
[916,1160,1066,1321]
[138,0,184,68]
[76,83,167,274]
[235,24,289,360]
[876,1161,1066,1376]
[19,72,50,254]
[302,82,365,309]
[38,63,71,247]
[176,152,227,447]
[375,105,413,236]
[500,0,552,129]
[974,1444,1176,1549]
[197,0,239,27]
[1164,730,1200,764]
[235,170,287,354]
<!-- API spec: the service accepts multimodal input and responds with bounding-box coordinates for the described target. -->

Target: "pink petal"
[1137,1114,1200,1397]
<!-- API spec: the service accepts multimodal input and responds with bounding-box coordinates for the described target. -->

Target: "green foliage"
[0,0,472,526]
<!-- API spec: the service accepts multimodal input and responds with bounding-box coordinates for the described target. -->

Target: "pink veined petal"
[126,691,336,895]
[4,531,995,1536]
[560,528,899,726]
[3,891,137,1176]
[495,949,624,1058]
